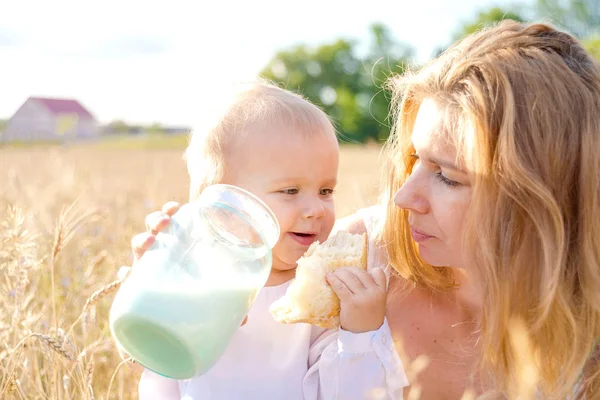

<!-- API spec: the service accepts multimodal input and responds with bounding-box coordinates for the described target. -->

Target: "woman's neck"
[446,267,484,322]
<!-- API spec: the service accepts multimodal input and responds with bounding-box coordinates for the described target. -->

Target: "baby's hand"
[132,201,181,260]
[326,267,387,333]
[117,201,181,281]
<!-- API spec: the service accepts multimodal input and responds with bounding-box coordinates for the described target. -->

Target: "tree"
[146,122,164,135]
[438,2,599,60]
[535,0,600,57]
[108,119,130,134]
[454,7,526,39]
[434,7,526,56]
[261,23,413,143]
[582,35,600,59]
[360,24,413,141]
[536,0,599,39]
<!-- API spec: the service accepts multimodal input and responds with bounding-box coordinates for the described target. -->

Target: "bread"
[269,231,368,329]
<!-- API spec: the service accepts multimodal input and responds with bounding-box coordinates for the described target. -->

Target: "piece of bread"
[269,231,368,329]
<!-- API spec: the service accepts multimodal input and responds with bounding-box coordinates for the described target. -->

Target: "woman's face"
[394,98,473,268]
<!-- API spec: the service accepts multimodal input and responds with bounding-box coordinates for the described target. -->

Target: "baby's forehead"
[225,124,338,179]
[237,117,336,144]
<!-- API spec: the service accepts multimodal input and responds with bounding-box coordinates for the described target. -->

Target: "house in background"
[1,97,99,142]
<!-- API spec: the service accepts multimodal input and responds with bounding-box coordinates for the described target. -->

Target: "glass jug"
[109,184,279,380]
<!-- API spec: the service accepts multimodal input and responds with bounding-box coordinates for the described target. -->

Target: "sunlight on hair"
[508,317,540,399]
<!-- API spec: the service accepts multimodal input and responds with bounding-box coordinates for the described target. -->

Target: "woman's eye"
[435,173,460,188]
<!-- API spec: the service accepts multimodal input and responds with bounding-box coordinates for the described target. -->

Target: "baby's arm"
[302,257,408,399]
[138,369,181,400]
[304,319,408,400]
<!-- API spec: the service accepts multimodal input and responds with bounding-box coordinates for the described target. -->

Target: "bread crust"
[269,231,368,329]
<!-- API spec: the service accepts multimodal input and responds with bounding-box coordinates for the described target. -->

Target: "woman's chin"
[418,249,450,268]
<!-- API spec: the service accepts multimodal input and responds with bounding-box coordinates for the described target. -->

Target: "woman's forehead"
[412,99,456,151]
[411,98,475,172]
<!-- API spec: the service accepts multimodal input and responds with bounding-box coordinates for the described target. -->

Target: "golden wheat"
[31,333,77,362]
[0,143,383,399]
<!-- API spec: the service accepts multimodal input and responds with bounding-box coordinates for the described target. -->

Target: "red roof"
[30,97,95,120]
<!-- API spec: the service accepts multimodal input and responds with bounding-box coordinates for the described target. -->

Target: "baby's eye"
[280,188,298,195]
[319,188,334,197]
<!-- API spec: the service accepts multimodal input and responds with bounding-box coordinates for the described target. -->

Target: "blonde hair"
[183,80,335,200]
[382,20,600,398]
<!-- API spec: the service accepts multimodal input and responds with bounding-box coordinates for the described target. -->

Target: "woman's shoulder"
[333,205,385,236]
[332,212,367,236]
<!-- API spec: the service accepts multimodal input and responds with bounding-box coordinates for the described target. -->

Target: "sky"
[0,0,530,126]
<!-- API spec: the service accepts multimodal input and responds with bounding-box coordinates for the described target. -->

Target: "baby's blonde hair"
[183,80,335,201]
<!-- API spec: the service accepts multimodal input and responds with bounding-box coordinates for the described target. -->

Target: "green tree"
[438,2,600,60]
[454,7,526,39]
[434,7,526,56]
[535,0,600,57]
[536,0,599,38]
[108,119,130,134]
[582,35,600,59]
[0,119,6,132]
[261,23,412,143]
[146,122,164,135]
[360,24,413,141]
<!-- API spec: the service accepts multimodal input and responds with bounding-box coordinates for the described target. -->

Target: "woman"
[130,21,600,398]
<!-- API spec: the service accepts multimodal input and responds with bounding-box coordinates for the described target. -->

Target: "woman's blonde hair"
[382,20,600,398]
[183,79,334,200]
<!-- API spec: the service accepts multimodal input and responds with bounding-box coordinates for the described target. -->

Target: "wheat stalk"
[0,332,78,397]
[85,358,94,400]
[6,372,17,396]
[32,333,76,362]
[84,250,108,278]
[77,338,113,361]
[67,279,122,339]
[107,356,134,400]
[84,279,122,311]
[86,358,95,388]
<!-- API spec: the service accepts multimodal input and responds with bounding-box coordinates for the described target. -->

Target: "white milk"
[110,277,262,380]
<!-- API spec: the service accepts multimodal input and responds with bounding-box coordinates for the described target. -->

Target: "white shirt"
[138,277,408,399]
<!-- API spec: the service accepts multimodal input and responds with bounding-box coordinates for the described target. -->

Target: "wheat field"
[0,140,384,399]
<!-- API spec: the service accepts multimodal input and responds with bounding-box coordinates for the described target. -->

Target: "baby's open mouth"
[292,232,315,237]
[290,232,317,245]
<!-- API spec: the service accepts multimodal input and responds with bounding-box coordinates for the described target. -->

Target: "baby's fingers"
[369,267,387,290]
[326,273,354,302]
[144,211,170,235]
[161,201,180,217]
[131,232,155,261]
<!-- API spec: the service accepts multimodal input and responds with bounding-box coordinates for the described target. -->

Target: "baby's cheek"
[268,204,295,233]
[271,240,301,271]
[322,211,336,238]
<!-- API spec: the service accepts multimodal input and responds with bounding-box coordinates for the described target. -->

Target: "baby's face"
[224,122,339,273]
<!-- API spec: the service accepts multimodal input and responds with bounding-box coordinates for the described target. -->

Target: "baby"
[128,81,408,399]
